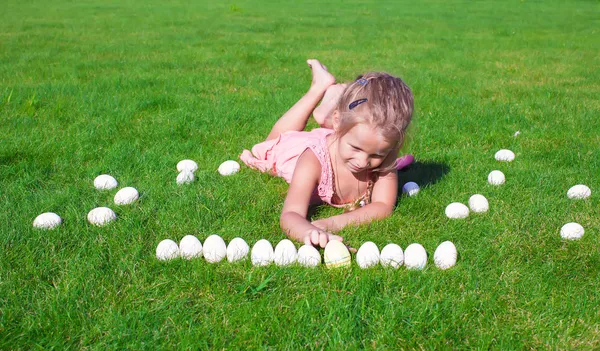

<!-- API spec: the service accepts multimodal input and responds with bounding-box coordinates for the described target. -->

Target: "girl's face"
[335,122,394,174]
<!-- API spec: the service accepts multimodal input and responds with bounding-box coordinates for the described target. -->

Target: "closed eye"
[351,145,385,158]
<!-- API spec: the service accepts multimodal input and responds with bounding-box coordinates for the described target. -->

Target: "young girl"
[240,59,414,248]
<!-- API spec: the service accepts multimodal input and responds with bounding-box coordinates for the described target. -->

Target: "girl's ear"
[332,110,340,131]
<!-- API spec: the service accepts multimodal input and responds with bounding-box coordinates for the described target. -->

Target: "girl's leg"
[313,83,347,129]
[265,59,335,141]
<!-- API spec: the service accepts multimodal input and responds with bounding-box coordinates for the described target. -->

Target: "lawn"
[1,0,599,349]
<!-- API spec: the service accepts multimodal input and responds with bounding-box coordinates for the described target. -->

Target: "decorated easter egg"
[402,182,420,197]
[323,240,351,268]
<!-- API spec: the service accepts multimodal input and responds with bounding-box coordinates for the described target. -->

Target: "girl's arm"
[312,170,398,232]
[280,150,343,247]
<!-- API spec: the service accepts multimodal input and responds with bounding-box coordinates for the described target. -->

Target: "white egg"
[251,239,274,266]
[560,223,584,240]
[274,239,298,266]
[468,194,489,213]
[177,159,198,173]
[114,187,139,205]
[404,243,427,270]
[94,174,118,190]
[488,170,505,185]
[33,212,62,230]
[156,239,180,261]
[297,245,321,267]
[514,131,521,137]
[227,237,250,262]
[87,207,117,226]
[567,185,591,199]
[323,240,351,268]
[176,170,195,185]
[218,160,240,176]
[179,235,203,259]
[356,242,380,269]
[402,182,420,197]
[380,243,404,269]
[434,241,457,270]
[494,149,515,162]
[203,235,227,263]
[445,202,469,219]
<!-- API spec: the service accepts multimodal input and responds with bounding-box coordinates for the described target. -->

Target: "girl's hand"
[303,229,343,248]
[311,219,331,231]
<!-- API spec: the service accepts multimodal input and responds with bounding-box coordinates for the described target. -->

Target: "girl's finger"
[319,232,328,248]
[310,230,320,246]
[304,235,312,246]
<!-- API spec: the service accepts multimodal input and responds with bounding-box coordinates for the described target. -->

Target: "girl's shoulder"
[297,128,336,204]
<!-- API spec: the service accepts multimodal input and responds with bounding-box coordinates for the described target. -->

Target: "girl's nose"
[356,156,370,168]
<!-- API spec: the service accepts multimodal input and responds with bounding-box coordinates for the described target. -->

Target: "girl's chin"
[347,164,365,173]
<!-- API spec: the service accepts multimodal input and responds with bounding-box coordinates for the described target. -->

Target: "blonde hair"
[335,72,414,173]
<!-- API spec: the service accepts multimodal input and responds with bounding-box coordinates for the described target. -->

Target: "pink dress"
[240,128,373,209]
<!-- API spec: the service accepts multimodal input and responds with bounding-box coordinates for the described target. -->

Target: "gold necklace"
[334,151,360,206]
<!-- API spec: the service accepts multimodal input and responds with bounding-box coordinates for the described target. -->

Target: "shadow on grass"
[0,152,29,165]
[396,161,450,203]
[308,161,450,217]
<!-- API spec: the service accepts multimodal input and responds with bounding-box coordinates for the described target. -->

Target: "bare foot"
[306,59,335,91]
[240,149,277,175]
[313,83,347,128]
[239,150,255,168]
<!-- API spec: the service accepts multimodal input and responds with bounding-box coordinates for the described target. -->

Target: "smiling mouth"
[348,164,363,172]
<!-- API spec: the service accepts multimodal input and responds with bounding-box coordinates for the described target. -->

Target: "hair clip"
[356,78,368,86]
[349,98,368,110]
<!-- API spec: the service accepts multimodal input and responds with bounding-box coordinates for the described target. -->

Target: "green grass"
[1,0,599,348]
